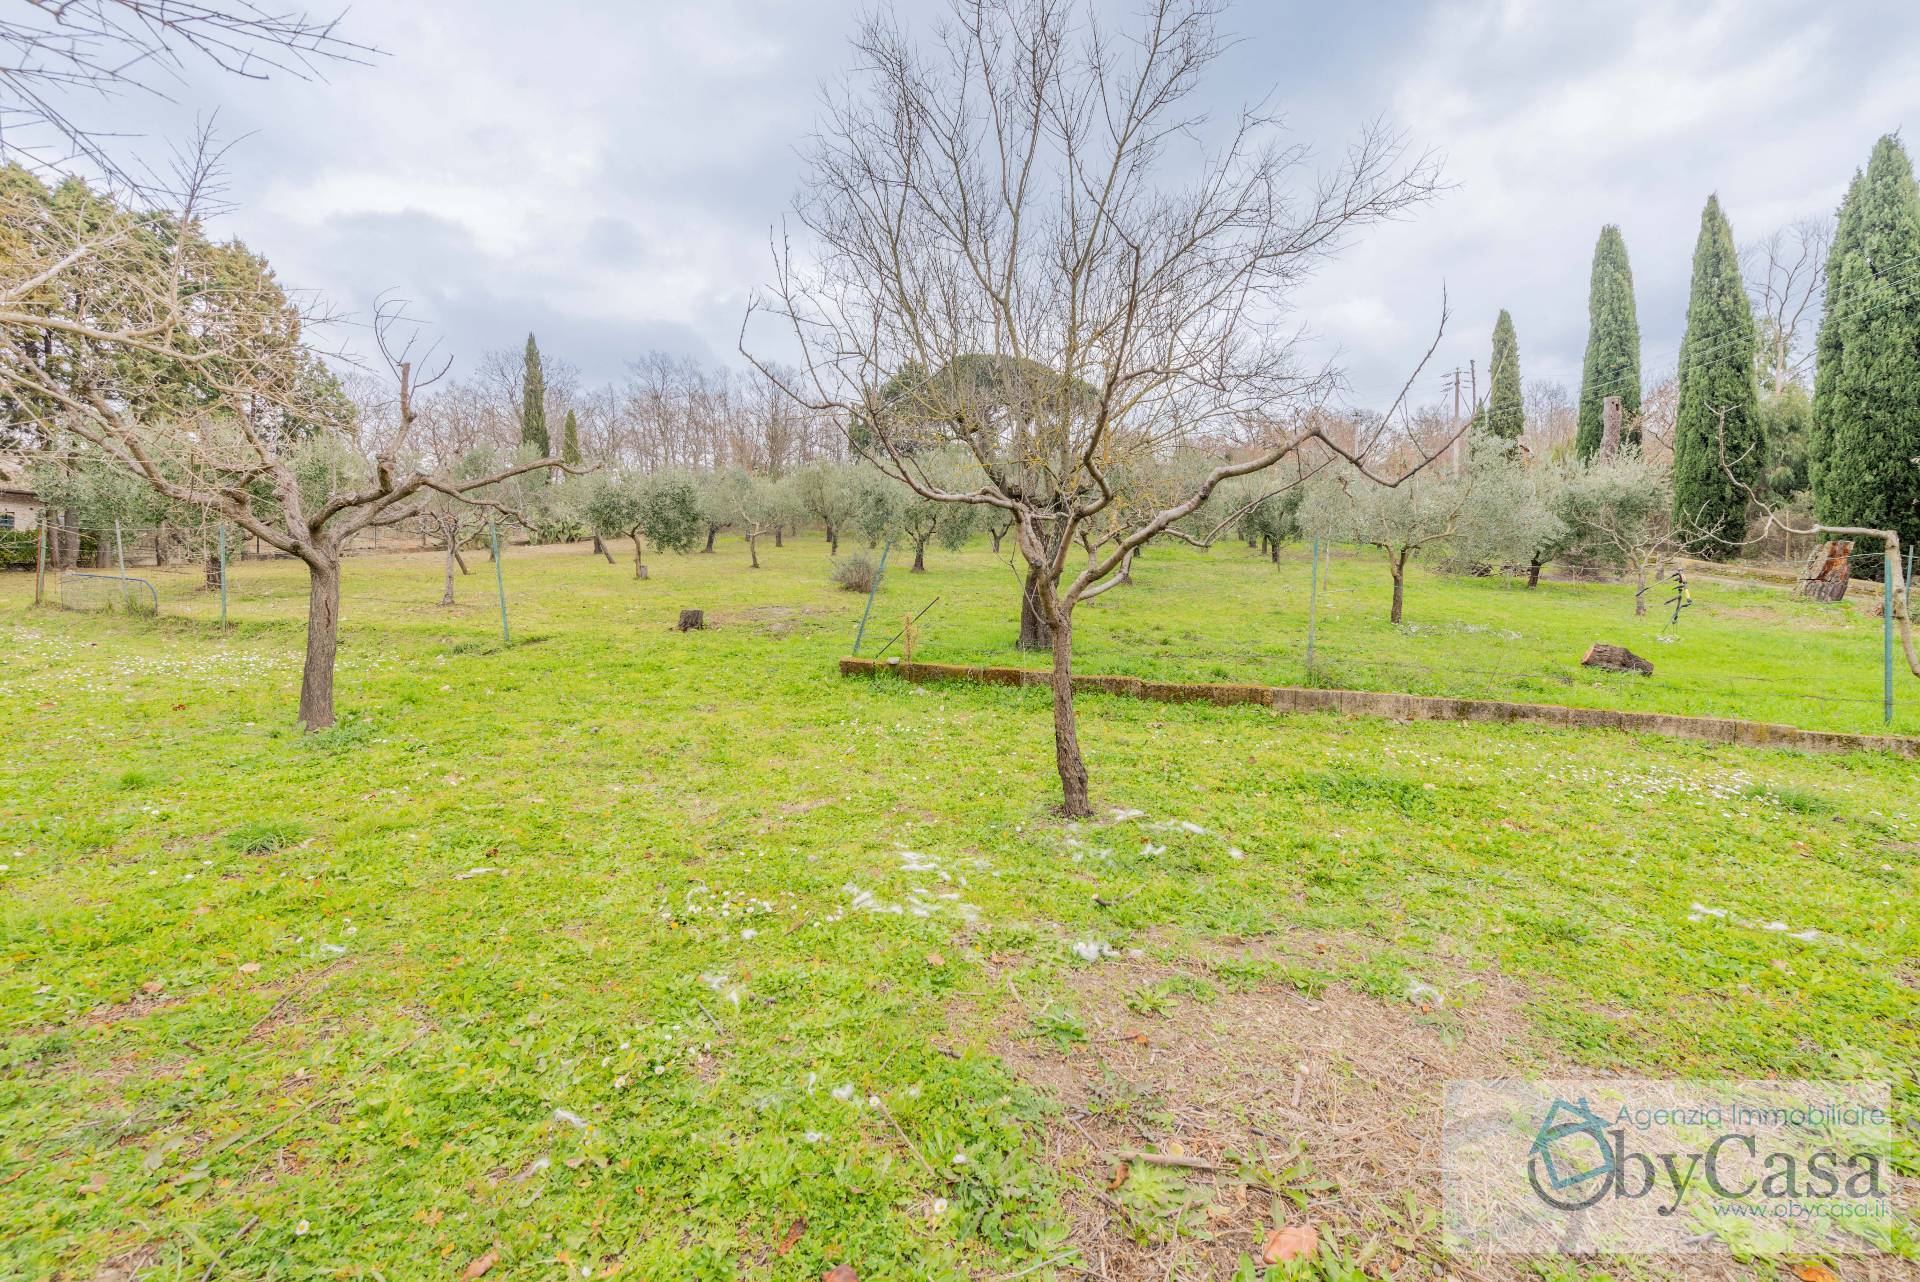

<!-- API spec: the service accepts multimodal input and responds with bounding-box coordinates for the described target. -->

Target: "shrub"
[830,553,882,593]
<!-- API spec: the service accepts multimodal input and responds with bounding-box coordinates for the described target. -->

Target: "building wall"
[0,496,41,531]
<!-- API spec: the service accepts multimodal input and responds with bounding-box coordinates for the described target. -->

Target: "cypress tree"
[521,334,548,455]
[1480,309,1524,443]
[561,408,582,466]
[1671,195,1760,559]
[1808,170,1863,503]
[1810,135,1920,570]
[1574,225,1642,458]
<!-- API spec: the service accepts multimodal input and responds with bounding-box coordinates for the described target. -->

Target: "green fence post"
[490,521,511,645]
[1306,537,1321,677]
[218,523,228,628]
[852,538,892,655]
[1885,549,1895,726]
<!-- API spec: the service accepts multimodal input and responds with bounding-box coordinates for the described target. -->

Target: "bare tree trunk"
[1526,557,1542,588]
[454,547,470,575]
[826,523,839,555]
[441,546,457,606]
[1018,564,1053,651]
[299,557,341,730]
[774,524,784,548]
[912,537,928,572]
[632,531,649,579]
[1633,561,1650,616]
[1389,552,1407,624]
[1049,611,1091,817]
[748,534,760,568]
[704,525,719,553]
[592,533,614,563]
[154,525,168,567]
[991,525,1007,554]
[204,545,221,591]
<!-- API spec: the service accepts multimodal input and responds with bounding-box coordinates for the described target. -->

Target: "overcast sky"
[80,0,1920,410]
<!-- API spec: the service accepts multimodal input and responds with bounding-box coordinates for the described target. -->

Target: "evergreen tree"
[1671,195,1760,559]
[1758,384,1813,501]
[561,408,582,466]
[1810,135,1920,569]
[1479,310,1524,444]
[1808,170,1863,502]
[521,334,548,454]
[1574,225,1642,458]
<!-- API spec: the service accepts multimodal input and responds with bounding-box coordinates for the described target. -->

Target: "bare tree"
[0,1,373,183]
[1742,216,1833,394]
[0,157,566,726]
[748,0,1446,815]
[1521,379,1576,459]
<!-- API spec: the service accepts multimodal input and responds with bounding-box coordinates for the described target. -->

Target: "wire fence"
[11,529,1917,735]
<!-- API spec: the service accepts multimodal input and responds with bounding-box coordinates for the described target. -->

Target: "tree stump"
[1581,643,1653,675]
[676,609,704,631]
[1799,540,1853,602]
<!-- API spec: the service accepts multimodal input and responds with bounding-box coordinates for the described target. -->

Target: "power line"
[1573,255,1920,409]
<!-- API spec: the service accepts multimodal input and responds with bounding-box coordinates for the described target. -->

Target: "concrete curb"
[838,657,1920,758]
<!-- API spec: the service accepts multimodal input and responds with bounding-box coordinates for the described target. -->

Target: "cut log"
[1799,540,1853,602]
[1582,643,1653,676]
[676,609,705,631]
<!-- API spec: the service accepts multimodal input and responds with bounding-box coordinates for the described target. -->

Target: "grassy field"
[1,535,1916,1280]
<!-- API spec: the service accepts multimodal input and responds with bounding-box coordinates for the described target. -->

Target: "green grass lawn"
[1,536,1915,1280]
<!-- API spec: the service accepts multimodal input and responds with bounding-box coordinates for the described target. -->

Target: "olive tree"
[1445,450,1563,584]
[1302,446,1496,625]
[791,460,862,554]
[856,451,982,572]
[1557,450,1678,615]
[582,470,703,579]
[749,0,1442,814]
[0,162,565,728]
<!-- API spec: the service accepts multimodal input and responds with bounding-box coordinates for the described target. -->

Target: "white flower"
[294,1220,310,1236]
[932,1197,949,1214]
[951,1149,968,1166]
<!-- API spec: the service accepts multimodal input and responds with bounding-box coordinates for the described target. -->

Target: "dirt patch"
[988,937,1754,1282]
[86,1241,159,1282]
[723,604,834,637]
[83,990,183,1028]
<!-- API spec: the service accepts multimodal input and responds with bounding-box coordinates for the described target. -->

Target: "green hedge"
[0,528,98,569]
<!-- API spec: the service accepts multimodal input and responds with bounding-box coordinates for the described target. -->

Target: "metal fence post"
[490,520,511,644]
[852,538,893,655]
[1306,537,1321,676]
[1885,549,1895,726]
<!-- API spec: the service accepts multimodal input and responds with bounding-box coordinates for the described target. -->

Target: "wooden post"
[901,612,915,664]
[1600,395,1622,460]
[33,521,46,605]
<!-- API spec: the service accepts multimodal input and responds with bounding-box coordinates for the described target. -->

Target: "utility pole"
[1444,366,1466,474]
